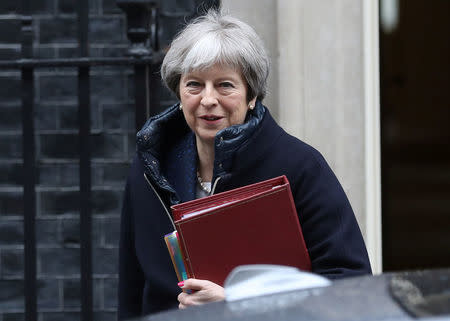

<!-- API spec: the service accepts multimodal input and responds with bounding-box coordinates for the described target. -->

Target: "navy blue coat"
[118,101,372,320]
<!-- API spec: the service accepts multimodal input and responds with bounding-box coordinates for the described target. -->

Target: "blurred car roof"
[135,269,450,321]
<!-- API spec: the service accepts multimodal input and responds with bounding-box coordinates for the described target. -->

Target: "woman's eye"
[186,81,200,87]
[220,82,234,88]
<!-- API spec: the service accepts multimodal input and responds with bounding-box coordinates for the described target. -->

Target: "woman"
[118,10,371,320]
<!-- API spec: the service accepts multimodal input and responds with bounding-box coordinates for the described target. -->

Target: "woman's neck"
[196,138,214,182]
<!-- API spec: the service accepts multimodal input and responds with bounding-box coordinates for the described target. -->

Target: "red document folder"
[171,175,311,286]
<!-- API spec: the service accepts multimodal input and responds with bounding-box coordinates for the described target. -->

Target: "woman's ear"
[248,97,257,110]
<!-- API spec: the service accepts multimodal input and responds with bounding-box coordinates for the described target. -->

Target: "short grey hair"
[161,10,270,102]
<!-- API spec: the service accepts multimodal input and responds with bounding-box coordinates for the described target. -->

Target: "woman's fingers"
[177,279,225,309]
[181,278,213,291]
[177,290,201,307]
[177,292,193,308]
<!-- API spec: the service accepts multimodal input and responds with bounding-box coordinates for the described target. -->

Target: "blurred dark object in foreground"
[133,269,450,321]
[390,270,450,318]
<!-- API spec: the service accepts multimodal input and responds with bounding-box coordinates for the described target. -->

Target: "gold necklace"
[196,171,211,194]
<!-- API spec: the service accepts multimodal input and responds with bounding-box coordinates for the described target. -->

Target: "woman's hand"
[177,279,225,309]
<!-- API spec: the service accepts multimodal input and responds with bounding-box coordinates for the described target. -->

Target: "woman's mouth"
[200,115,223,121]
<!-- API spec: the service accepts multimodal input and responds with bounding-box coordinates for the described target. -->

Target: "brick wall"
[0,0,216,320]
[0,1,132,320]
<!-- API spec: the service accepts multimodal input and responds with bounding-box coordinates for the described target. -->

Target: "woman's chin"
[195,131,218,145]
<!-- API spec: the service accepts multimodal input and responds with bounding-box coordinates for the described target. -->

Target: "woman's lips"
[199,115,223,122]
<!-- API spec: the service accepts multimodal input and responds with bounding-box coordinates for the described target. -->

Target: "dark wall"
[0,2,133,321]
[380,0,450,271]
[0,1,218,320]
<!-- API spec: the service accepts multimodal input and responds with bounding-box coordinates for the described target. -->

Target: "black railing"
[0,1,220,320]
[77,1,92,320]
[20,0,36,319]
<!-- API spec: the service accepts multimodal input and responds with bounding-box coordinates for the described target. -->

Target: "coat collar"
[212,100,266,178]
[136,101,267,204]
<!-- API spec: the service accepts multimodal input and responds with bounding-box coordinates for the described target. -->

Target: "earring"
[248,103,254,110]
[179,103,183,110]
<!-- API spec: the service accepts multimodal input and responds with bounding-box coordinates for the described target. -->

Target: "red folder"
[171,175,311,286]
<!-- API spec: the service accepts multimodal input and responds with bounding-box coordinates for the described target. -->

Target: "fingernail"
[178,281,184,287]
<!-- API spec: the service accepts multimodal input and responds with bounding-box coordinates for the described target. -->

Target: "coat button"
[152,160,156,165]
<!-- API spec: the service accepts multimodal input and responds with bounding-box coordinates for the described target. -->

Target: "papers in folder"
[181,199,241,219]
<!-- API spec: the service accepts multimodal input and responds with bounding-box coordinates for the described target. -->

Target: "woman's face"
[179,64,256,145]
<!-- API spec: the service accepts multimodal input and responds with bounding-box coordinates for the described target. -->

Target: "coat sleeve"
[118,179,145,320]
[293,147,372,279]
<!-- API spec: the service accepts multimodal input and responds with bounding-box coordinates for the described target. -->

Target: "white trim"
[363,0,383,274]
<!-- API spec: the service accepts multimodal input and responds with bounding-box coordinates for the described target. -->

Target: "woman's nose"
[200,84,218,107]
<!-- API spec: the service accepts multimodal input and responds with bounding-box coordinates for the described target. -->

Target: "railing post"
[117,0,161,130]
[77,1,93,321]
[21,0,37,319]
[116,0,160,56]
